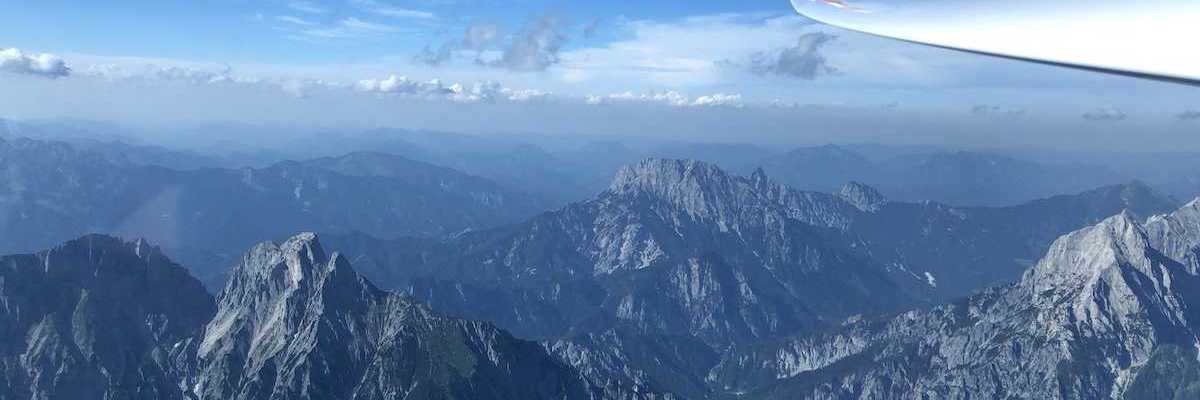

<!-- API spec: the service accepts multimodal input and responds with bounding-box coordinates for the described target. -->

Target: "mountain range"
[0,136,548,286]
[0,233,673,399]
[1,153,1197,399]
[3,190,1198,399]
[710,200,1200,399]
[9,119,1197,208]
[316,159,1180,398]
[756,145,1132,207]
[326,158,1178,330]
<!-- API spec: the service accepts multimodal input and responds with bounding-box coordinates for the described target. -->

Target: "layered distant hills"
[6,119,1197,207]
[0,136,548,286]
[755,144,1137,207]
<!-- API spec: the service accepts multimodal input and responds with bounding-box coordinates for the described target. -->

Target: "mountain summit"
[715,200,1200,399]
[190,232,613,400]
[0,234,668,399]
[0,235,213,400]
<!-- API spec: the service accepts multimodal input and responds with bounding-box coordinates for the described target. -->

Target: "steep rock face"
[707,317,883,392]
[835,182,887,213]
[546,330,715,400]
[717,206,1200,399]
[609,160,862,231]
[188,233,612,400]
[1145,199,1200,263]
[0,235,214,400]
[340,159,913,348]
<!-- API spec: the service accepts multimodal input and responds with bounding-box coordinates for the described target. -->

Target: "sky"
[1,0,1198,151]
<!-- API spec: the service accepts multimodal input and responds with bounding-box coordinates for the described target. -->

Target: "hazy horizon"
[3,1,1199,152]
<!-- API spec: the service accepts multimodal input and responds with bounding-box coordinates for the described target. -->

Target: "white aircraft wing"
[791,0,1200,85]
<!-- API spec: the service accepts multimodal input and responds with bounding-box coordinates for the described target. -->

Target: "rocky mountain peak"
[41,234,201,295]
[1145,198,1200,263]
[190,232,614,400]
[606,158,762,220]
[750,166,770,188]
[0,234,214,400]
[199,232,364,359]
[836,181,887,212]
[1024,212,1154,295]
[609,158,731,195]
[232,232,354,289]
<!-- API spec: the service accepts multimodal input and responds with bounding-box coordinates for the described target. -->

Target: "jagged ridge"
[714,201,1200,399]
[0,233,667,400]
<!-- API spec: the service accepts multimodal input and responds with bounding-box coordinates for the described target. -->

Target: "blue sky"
[0,0,792,63]
[1,0,1198,150]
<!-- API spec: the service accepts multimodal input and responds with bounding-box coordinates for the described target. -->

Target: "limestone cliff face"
[0,233,661,400]
[187,232,623,400]
[713,204,1200,400]
[0,235,213,400]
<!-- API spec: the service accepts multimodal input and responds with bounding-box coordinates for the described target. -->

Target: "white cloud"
[503,88,552,103]
[276,15,317,26]
[0,48,70,78]
[356,75,448,95]
[85,63,240,84]
[351,0,435,20]
[739,32,839,80]
[371,7,435,19]
[297,17,401,40]
[79,60,337,99]
[490,15,568,72]
[354,75,553,104]
[288,1,327,14]
[464,24,500,50]
[557,14,809,87]
[1177,110,1200,121]
[587,90,743,108]
[692,93,744,108]
[1083,107,1127,121]
[340,17,400,33]
[971,104,1026,117]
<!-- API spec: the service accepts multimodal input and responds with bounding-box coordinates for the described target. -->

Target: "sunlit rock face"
[712,202,1200,399]
[188,233,615,400]
[791,0,1200,85]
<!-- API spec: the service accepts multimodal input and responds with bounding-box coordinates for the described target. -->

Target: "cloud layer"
[1082,107,1127,121]
[971,105,1026,117]
[0,48,70,78]
[586,91,743,108]
[492,15,569,72]
[744,32,838,80]
[355,75,549,103]
[1177,110,1200,121]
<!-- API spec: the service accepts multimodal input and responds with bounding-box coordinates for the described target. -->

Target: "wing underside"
[791,0,1200,86]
